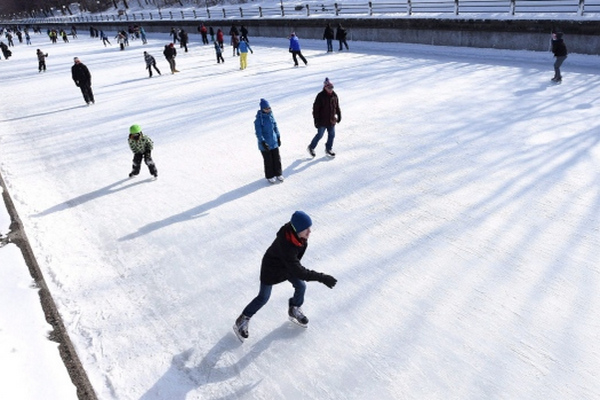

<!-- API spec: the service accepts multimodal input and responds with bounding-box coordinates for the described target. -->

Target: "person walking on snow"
[128,124,158,178]
[36,49,48,72]
[323,23,334,52]
[233,211,337,341]
[288,32,307,67]
[238,38,253,70]
[551,31,567,83]
[336,23,349,51]
[71,57,95,105]
[254,99,284,183]
[143,51,161,78]
[308,78,341,158]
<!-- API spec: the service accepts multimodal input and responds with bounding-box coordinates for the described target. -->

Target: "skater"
[288,32,307,67]
[140,26,147,44]
[179,29,189,52]
[214,40,224,63]
[323,23,334,52]
[71,57,95,105]
[100,30,111,46]
[216,28,224,49]
[115,32,126,50]
[240,25,249,43]
[209,26,215,42]
[143,51,161,77]
[198,24,209,45]
[163,43,179,73]
[231,32,240,56]
[308,78,341,158]
[128,124,158,178]
[233,211,337,341]
[238,38,253,69]
[170,27,178,44]
[551,31,567,83]
[336,23,349,51]
[0,42,11,59]
[36,49,48,72]
[254,98,283,183]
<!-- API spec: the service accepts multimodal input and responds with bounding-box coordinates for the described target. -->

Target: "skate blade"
[232,324,246,342]
[288,316,308,328]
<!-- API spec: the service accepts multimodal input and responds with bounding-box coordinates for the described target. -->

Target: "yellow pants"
[240,52,248,70]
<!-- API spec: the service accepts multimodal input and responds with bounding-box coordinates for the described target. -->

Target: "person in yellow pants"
[238,38,253,70]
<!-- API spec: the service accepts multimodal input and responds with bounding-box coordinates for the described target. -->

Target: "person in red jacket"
[233,211,337,341]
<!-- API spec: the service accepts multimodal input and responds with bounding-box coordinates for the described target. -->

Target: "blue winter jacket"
[238,40,252,53]
[289,35,301,51]
[254,110,280,151]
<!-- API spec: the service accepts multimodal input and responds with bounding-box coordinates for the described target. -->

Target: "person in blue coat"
[254,98,283,183]
[288,32,307,67]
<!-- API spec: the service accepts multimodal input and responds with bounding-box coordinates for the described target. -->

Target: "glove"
[251,50,254,54]
[319,274,337,289]
[262,141,270,151]
[289,48,292,53]
[314,121,319,129]
[277,137,281,147]
[337,115,341,123]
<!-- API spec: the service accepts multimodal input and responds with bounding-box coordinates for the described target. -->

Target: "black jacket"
[552,39,567,57]
[260,223,323,285]
[313,90,341,127]
[71,63,91,86]
[163,45,177,59]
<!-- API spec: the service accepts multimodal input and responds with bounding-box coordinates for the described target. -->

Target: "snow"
[1,27,600,400]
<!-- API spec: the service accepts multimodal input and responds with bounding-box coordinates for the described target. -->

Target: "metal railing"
[5,0,600,24]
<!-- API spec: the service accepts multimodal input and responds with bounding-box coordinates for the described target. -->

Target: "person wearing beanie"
[234,211,338,341]
[255,98,284,183]
[127,124,158,178]
[307,77,342,158]
[143,51,161,78]
[163,43,179,74]
[288,32,308,67]
[71,57,95,105]
[550,30,567,83]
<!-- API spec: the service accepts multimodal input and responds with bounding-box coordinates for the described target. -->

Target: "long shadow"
[34,178,151,217]
[119,178,266,241]
[0,105,89,122]
[139,323,305,400]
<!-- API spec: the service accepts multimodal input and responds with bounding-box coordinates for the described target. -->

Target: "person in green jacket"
[128,124,158,178]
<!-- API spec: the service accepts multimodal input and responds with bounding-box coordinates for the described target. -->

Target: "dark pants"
[216,54,224,63]
[78,83,94,104]
[38,60,46,71]
[291,50,307,66]
[242,278,307,318]
[554,56,567,80]
[147,63,161,77]
[338,39,349,50]
[261,148,282,179]
[131,152,157,176]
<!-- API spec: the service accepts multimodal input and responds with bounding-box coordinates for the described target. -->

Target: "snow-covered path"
[1,30,600,399]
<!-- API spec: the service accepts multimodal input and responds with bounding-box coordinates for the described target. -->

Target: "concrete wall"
[9,17,600,55]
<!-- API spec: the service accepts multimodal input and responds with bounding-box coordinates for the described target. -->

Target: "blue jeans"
[309,125,335,152]
[242,278,306,318]
[554,55,567,80]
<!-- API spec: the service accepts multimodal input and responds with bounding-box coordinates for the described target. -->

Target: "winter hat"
[291,211,312,233]
[323,77,334,89]
[73,56,80,62]
[260,98,270,109]
[129,124,142,134]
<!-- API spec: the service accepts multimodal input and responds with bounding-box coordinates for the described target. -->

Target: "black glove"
[75,81,80,87]
[314,121,319,129]
[277,137,281,147]
[319,274,337,289]
[337,115,341,123]
[262,141,270,151]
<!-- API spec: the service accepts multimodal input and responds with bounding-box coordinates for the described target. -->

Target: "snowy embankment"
[1,28,600,399]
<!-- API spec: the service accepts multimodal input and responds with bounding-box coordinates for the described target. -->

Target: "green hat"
[129,124,142,134]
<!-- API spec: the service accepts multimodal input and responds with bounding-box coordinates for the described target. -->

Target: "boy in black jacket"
[551,31,567,83]
[234,211,337,341]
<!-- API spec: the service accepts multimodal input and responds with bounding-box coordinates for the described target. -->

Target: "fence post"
[222,8,226,18]
[240,7,243,17]
[159,11,162,19]
[369,1,373,16]
[150,13,153,20]
[454,0,459,15]
[169,11,173,19]
[335,3,339,15]
[207,8,211,18]
[578,0,584,16]
[193,10,197,18]
[407,0,412,15]
[510,0,515,15]
[281,4,285,17]
[306,4,310,16]
[259,6,263,17]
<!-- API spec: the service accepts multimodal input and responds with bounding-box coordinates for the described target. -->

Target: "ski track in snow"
[1,29,600,399]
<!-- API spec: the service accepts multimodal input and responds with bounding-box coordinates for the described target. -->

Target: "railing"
[5,0,600,24]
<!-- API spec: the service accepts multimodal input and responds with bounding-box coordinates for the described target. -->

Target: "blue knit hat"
[260,98,270,109]
[291,211,312,233]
